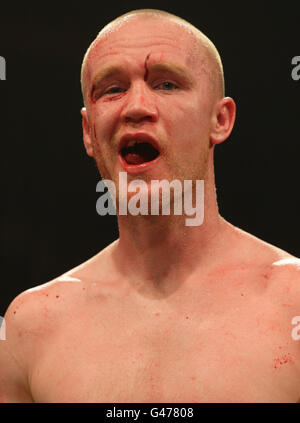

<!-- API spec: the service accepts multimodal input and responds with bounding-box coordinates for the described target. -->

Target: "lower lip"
[118,153,161,174]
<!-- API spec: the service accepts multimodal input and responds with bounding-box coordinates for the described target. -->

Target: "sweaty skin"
[1,10,300,403]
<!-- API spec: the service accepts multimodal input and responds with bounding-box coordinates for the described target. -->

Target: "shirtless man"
[1,9,300,403]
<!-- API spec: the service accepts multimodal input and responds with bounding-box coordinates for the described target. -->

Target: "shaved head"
[80,9,225,106]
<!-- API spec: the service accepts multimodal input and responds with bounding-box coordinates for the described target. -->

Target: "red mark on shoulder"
[273,353,294,369]
[262,273,270,279]
[56,295,59,299]
[144,53,151,81]
[13,311,16,314]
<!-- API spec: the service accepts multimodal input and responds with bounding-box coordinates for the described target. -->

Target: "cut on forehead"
[81,9,225,104]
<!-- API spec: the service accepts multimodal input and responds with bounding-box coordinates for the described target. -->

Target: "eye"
[104,86,125,95]
[154,81,178,91]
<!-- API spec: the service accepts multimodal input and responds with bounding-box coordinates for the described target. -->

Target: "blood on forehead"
[144,53,151,81]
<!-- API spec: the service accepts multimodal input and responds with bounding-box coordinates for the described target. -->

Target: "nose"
[121,81,158,124]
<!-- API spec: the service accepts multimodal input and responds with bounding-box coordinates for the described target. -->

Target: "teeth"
[127,140,136,148]
[126,140,138,148]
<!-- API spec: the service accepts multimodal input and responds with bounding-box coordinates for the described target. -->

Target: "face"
[82,17,218,195]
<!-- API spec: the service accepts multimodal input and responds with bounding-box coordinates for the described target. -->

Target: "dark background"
[1,2,299,315]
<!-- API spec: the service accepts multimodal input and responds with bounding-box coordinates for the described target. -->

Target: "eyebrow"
[147,62,194,84]
[90,65,125,93]
[90,61,194,97]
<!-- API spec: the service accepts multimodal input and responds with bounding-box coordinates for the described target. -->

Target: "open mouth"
[120,140,160,165]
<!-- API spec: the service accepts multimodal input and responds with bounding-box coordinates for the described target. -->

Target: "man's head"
[81,9,225,106]
[80,9,235,198]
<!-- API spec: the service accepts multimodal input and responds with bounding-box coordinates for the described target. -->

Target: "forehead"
[85,17,206,79]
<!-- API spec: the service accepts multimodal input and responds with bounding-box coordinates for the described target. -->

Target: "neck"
[111,164,232,297]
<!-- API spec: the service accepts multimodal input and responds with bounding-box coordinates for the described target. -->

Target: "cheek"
[89,104,120,145]
[162,98,192,137]
[164,96,208,143]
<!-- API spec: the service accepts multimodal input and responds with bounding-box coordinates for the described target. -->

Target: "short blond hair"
[80,9,225,105]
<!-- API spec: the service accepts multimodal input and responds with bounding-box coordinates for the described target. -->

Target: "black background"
[1,2,299,315]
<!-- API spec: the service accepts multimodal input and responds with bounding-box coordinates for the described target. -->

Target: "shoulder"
[250,241,300,302]
[2,242,117,339]
[227,222,300,287]
[3,274,82,345]
[271,257,300,272]
[0,272,86,403]
[269,256,300,290]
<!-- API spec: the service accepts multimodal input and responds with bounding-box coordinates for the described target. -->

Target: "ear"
[81,107,94,157]
[210,97,236,146]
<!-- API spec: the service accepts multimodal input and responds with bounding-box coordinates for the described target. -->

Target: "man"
[1,9,300,403]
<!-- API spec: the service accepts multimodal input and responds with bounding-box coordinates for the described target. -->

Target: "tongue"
[124,153,147,165]
[122,142,159,165]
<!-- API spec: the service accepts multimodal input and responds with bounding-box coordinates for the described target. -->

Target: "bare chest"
[29,299,300,403]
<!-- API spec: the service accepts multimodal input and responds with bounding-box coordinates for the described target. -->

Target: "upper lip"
[118,132,161,154]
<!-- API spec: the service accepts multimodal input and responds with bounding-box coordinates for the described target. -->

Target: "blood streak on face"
[144,53,151,81]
